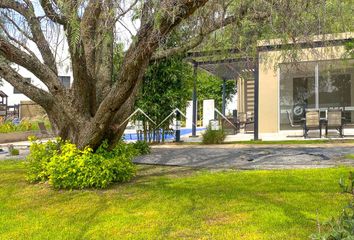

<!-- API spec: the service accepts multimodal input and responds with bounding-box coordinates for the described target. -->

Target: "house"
[188,32,354,139]
[238,32,354,138]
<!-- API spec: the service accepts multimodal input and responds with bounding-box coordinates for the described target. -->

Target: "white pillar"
[186,100,194,128]
[203,99,215,127]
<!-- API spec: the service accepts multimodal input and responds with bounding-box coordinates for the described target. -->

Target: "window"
[59,76,71,89]
[14,78,31,94]
[279,59,354,130]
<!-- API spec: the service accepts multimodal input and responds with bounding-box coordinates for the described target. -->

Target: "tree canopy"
[136,56,193,128]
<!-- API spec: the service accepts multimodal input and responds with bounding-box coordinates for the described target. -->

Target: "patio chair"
[238,112,247,127]
[245,112,255,133]
[238,112,254,133]
[325,109,343,137]
[304,109,321,138]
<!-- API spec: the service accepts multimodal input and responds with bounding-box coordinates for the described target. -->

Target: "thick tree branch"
[0,23,37,58]
[0,0,58,74]
[81,0,102,78]
[0,37,63,93]
[0,61,54,109]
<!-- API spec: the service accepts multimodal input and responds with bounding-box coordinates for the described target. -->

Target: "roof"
[196,58,255,80]
[257,32,354,51]
[258,32,354,47]
[186,50,255,80]
[0,90,8,98]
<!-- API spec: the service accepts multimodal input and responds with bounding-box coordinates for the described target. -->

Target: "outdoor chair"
[304,109,321,138]
[325,109,343,137]
[37,122,55,138]
[238,112,247,127]
[238,112,254,133]
[245,112,254,133]
[286,110,304,137]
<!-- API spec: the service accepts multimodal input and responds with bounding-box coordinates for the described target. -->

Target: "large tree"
[0,0,352,149]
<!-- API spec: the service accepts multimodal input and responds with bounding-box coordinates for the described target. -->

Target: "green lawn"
[0,160,352,240]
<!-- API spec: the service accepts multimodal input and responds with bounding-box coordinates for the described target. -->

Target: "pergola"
[185,49,259,140]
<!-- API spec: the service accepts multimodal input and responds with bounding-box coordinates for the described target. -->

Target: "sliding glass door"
[279,59,354,130]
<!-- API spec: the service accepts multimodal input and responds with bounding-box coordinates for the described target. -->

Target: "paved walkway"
[134,144,354,169]
[2,141,354,170]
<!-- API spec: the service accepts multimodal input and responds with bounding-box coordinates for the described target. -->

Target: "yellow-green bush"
[26,138,138,189]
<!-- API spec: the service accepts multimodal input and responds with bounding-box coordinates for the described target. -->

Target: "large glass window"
[280,59,354,130]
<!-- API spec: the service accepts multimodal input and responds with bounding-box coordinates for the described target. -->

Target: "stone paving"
[134,144,354,169]
[2,141,354,170]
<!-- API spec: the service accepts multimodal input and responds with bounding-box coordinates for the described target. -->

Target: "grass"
[0,160,353,239]
[344,154,354,159]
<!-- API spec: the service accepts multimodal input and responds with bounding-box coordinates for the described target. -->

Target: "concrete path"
[134,144,354,169]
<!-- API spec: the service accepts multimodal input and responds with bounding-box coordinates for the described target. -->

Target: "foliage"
[133,141,151,155]
[26,137,63,183]
[136,56,193,129]
[9,148,19,156]
[0,120,50,133]
[311,202,354,240]
[26,139,137,189]
[197,70,236,113]
[339,171,354,195]
[345,40,354,58]
[202,124,225,144]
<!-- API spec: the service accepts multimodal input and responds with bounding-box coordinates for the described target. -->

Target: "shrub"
[311,202,354,239]
[0,120,50,133]
[339,171,354,195]
[132,141,151,155]
[202,125,226,144]
[26,139,137,189]
[26,137,63,183]
[10,148,19,156]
